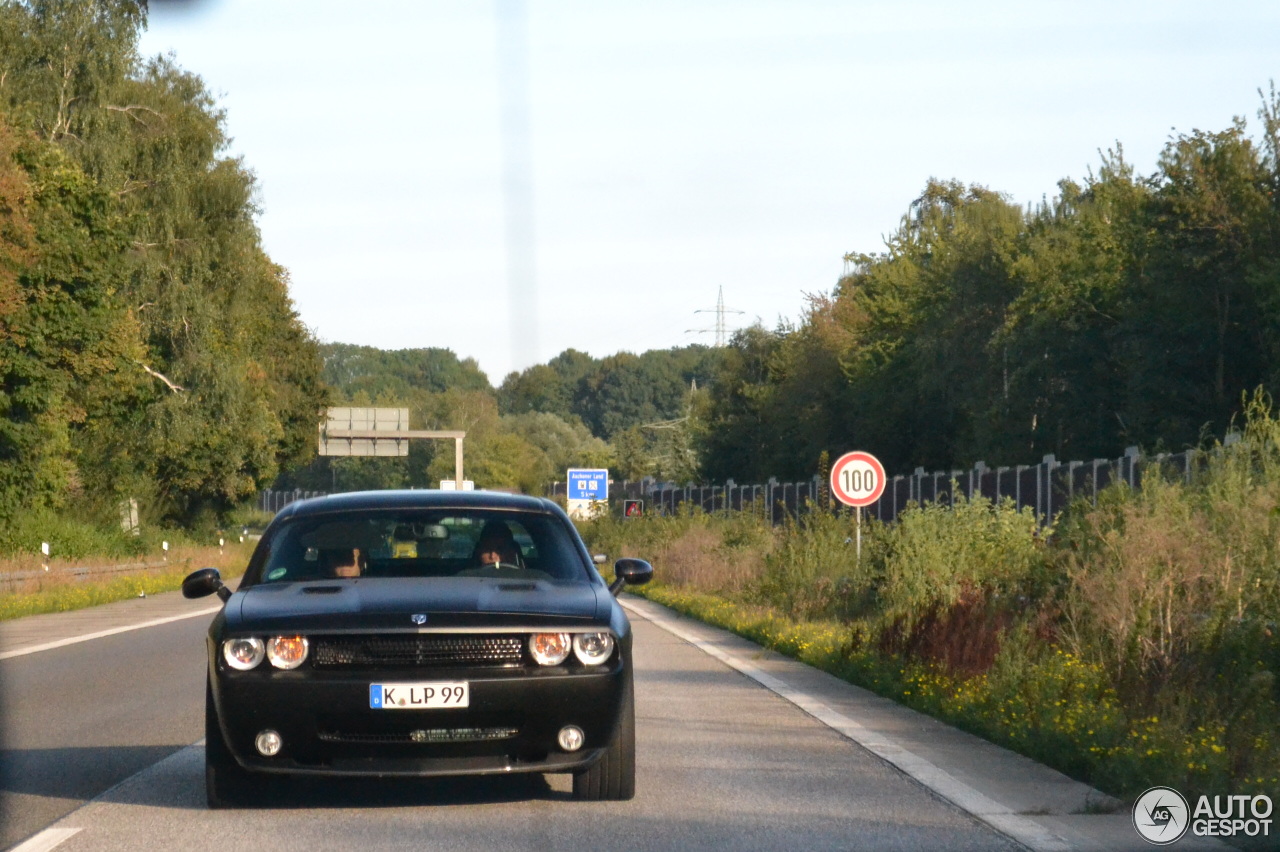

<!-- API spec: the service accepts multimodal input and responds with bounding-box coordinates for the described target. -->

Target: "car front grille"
[311,635,525,669]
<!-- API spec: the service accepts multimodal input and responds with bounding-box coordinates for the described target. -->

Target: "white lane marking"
[9,744,208,850]
[623,597,1072,852]
[0,606,221,660]
[9,828,82,852]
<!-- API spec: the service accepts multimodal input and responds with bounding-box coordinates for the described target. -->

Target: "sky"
[141,1,1280,385]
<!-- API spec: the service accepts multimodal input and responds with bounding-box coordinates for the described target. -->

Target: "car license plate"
[370,681,469,709]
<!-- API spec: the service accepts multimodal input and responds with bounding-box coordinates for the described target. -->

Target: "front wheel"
[572,671,635,801]
[205,679,266,808]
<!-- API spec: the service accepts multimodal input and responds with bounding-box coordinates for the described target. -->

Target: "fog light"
[255,730,282,757]
[557,725,584,752]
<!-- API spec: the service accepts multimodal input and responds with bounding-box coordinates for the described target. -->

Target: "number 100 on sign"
[830,451,886,507]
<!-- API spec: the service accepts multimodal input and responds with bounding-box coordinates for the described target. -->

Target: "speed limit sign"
[830,451,886,508]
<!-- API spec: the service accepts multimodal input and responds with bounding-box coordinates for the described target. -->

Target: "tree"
[0,2,326,524]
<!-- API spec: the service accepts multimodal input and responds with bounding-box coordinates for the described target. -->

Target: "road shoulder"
[0,590,218,660]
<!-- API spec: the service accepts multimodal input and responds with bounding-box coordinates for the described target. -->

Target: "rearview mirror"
[182,567,231,602]
[609,558,653,595]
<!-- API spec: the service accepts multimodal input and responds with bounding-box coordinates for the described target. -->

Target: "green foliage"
[1053,395,1280,789]
[750,508,863,621]
[504,410,615,479]
[0,504,157,559]
[0,2,326,532]
[579,502,772,596]
[866,493,1050,633]
[322,343,491,398]
[500,344,723,443]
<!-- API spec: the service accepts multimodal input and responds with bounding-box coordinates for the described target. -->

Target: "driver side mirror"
[182,567,231,602]
[608,558,653,595]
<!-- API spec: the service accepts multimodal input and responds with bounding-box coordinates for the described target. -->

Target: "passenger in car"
[325,548,365,578]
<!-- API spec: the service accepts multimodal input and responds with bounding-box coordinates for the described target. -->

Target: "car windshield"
[256,510,589,584]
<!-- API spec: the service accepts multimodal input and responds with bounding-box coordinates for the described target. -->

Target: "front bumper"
[210,661,627,778]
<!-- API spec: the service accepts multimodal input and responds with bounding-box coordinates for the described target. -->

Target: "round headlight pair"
[221,635,309,671]
[529,632,615,666]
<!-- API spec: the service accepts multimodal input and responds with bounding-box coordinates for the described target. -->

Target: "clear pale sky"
[141,1,1279,385]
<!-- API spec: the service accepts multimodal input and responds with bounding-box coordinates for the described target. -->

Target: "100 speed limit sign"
[830,451,886,508]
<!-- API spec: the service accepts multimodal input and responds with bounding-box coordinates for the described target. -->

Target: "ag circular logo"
[1133,786,1190,845]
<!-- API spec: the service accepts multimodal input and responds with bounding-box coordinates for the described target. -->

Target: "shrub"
[750,507,866,620]
[0,505,181,559]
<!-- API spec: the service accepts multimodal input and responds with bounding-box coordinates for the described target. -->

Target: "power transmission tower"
[686,286,744,347]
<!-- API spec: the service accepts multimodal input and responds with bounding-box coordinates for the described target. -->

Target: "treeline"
[0,1,325,529]
[315,91,1280,494]
[704,94,1280,481]
[280,342,722,493]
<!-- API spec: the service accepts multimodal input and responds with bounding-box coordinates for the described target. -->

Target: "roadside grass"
[635,582,1270,800]
[0,543,253,621]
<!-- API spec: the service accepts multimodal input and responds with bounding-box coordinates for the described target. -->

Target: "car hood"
[226,577,609,632]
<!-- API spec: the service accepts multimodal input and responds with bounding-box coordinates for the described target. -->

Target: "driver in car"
[474,522,521,568]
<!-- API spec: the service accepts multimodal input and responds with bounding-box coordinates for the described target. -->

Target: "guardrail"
[0,560,184,583]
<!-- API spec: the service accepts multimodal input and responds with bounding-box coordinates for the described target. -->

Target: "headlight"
[529,632,571,666]
[573,632,615,665]
[267,635,309,670]
[222,637,265,671]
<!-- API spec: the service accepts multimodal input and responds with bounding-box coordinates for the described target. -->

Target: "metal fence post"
[1125,446,1140,489]
[1042,454,1056,524]
[1033,463,1041,520]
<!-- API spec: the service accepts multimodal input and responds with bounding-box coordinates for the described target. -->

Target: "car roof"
[275,490,558,521]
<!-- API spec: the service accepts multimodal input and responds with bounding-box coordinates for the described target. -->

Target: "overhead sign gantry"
[319,407,465,489]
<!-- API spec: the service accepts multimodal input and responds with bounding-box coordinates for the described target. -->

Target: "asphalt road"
[0,596,1030,852]
[0,615,208,849]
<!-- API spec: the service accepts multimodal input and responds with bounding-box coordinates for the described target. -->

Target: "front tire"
[205,678,263,808]
[572,671,635,800]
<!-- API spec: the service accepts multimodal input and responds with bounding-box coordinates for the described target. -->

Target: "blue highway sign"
[567,469,609,501]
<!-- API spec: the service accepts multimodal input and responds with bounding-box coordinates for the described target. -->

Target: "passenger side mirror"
[608,558,653,595]
[182,567,231,602]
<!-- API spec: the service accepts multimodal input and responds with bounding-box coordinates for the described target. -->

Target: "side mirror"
[183,567,231,602]
[609,558,653,595]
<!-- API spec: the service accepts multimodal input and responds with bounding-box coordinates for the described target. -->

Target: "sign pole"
[856,505,862,562]
[455,436,464,490]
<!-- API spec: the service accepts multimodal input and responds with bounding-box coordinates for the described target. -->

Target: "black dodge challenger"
[183,490,653,808]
